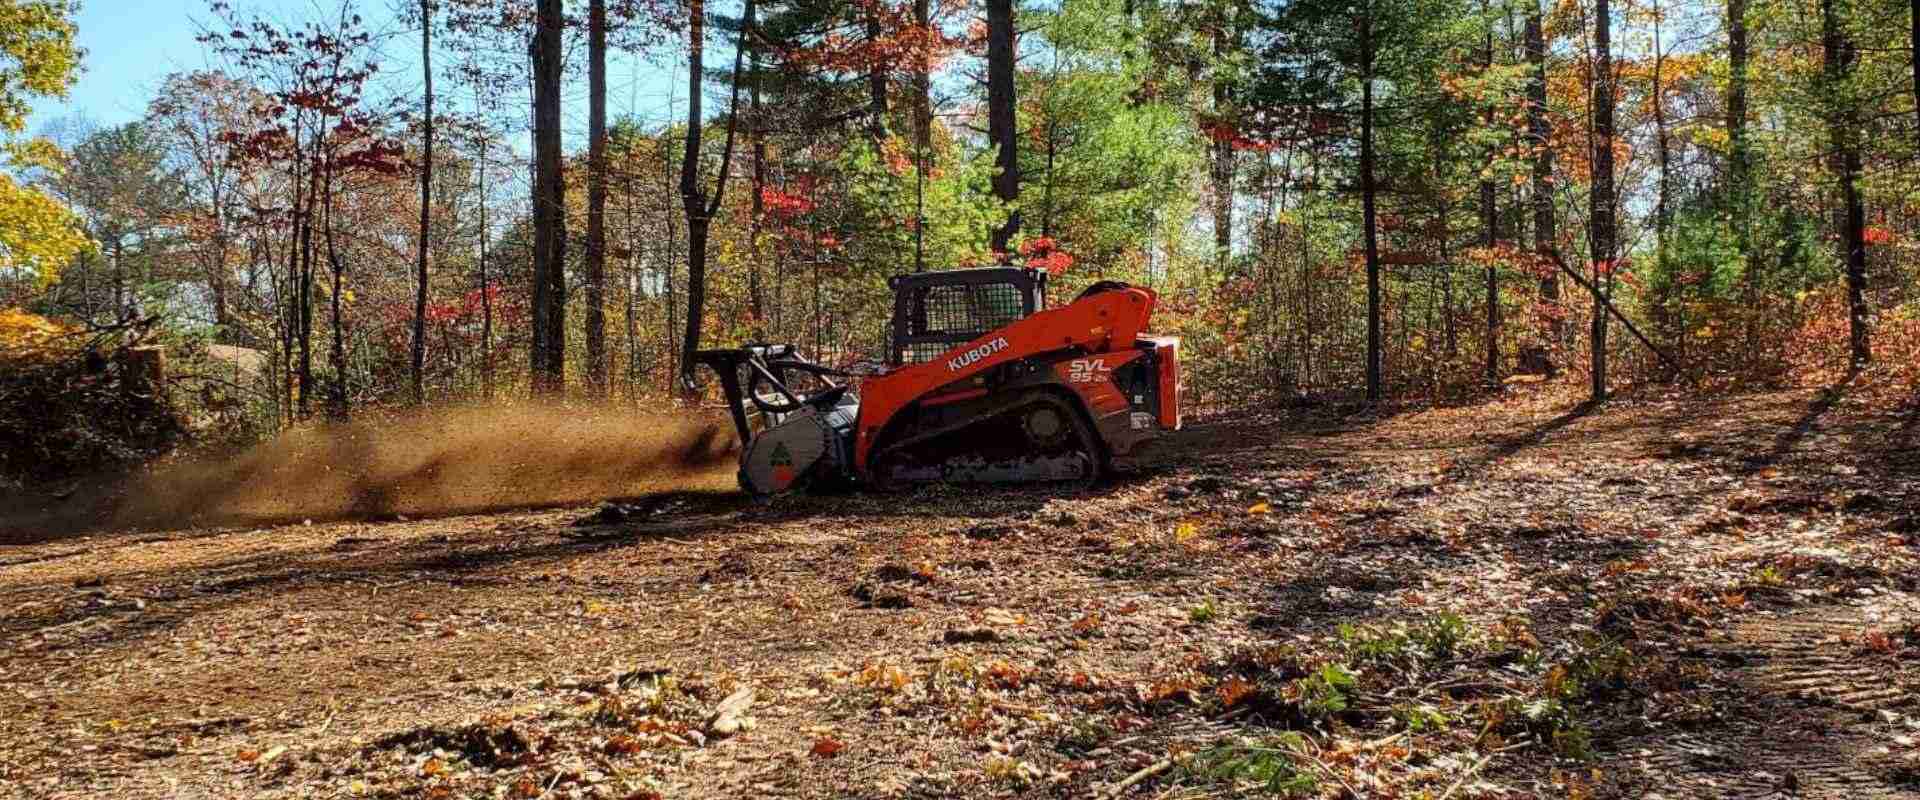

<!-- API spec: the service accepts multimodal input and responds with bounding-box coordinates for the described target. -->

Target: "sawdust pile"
[115,404,738,528]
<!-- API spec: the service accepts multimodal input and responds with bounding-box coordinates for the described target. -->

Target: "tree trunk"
[1590,0,1616,401]
[1361,12,1382,402]
[412,0,433,405]
[1728,0,1750,266]
[986,0,1019,255]
[585,0,609,396]
[1652,0,1675,353]
[679,0,752,393]
[1822,0,1871,364]
[1480,10,1499,387]
[680,0,707,392]
[478,131,493,401]
[747,38,768,327]
[1211,18,1233,273]
[866,6,889,139]
[297,149,316,420]
[530,0,567,396]
[1525,2,1557,376]
[664,128,680,390]
[1730,0,1759,362]
[111,240,125,322]
[321,158,349,421]
[913,0,932,272]
[624,154,641,398]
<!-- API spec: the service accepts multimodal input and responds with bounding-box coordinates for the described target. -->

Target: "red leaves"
[1199,118,1279,152]
[760,186,815,219]
[1019,237,1075,276]
[810,736,846,758]
[778,0,960,78]
[205,3,399,179]
[1863,225,1894,246]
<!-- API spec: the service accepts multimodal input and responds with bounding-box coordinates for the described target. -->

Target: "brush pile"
[0,309,183,488]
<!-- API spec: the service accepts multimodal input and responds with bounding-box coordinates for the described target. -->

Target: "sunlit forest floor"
[2,389,1916,799]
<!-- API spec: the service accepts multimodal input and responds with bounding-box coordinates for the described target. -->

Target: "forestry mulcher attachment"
[689,267,1182,495]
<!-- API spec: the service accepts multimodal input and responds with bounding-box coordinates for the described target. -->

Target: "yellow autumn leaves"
[0,306,73,359]
[1172,502,1272,545]
[0,2,94,286]
[0,167,93,285]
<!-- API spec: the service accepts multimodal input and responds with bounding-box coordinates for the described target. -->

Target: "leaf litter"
[0,389,1915,798]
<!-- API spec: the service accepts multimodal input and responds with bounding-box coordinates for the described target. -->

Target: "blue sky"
[28,0,691,143]
[28,0,223,133]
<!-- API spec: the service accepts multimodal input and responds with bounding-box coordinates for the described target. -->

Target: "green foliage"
[1185,734,1320,795]
[1189,599,1219,623]
[0,1,94,285]
[1292,663,1356,721]
[1337,612,1475,666]
[1390,702,1452,733]
[1019,0,1203,272]
[0,0,80,134]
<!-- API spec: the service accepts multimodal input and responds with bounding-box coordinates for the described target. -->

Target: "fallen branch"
[1437,751,1495,800]
[1541,247,1683,373]
[1105,757,1173,799]
[1294,746,1363,798]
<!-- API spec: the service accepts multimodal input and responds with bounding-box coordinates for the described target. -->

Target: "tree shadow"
[1740,366,1859,474]
[1437,399,1602,483]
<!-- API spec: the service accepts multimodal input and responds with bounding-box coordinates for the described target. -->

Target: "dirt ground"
[2,389,1917,799]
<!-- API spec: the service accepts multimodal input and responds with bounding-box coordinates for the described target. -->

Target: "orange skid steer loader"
[688,267,1182,495]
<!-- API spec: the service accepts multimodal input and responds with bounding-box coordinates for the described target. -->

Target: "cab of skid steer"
[887,268,1048,367]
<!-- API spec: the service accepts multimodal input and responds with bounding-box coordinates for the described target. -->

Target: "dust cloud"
[114,403,739,529]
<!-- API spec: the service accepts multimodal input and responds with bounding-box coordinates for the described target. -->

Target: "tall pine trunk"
[866,6,889,139]
[412,0,433,405]
[1360,8,1382,402]
[585,0,609,395]
[1729,0,1759,363]
[1480,8,1499,387]
[912,0,932,272]
[1524,4,1557,376]
[1652,0,1677,363]
[1822,0,1871,365]
[530,0,567,396]
[987,0,1019,255]
[1211,18,1232,273]
[1590,0,1616,401]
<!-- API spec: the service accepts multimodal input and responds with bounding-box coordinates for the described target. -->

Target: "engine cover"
[740,399,857,495]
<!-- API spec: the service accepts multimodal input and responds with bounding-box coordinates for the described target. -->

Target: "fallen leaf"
[1217,677,1257,707]
[1247,502,1272,515]
[706,686,757,737]
[984,607,1021,627]
[811,736,846,758]
[1174,522,1199,542]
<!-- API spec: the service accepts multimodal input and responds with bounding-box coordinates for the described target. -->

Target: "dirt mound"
[109,403,738,529]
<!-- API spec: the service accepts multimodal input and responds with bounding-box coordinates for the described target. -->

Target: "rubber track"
[1614,605,1918,799]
